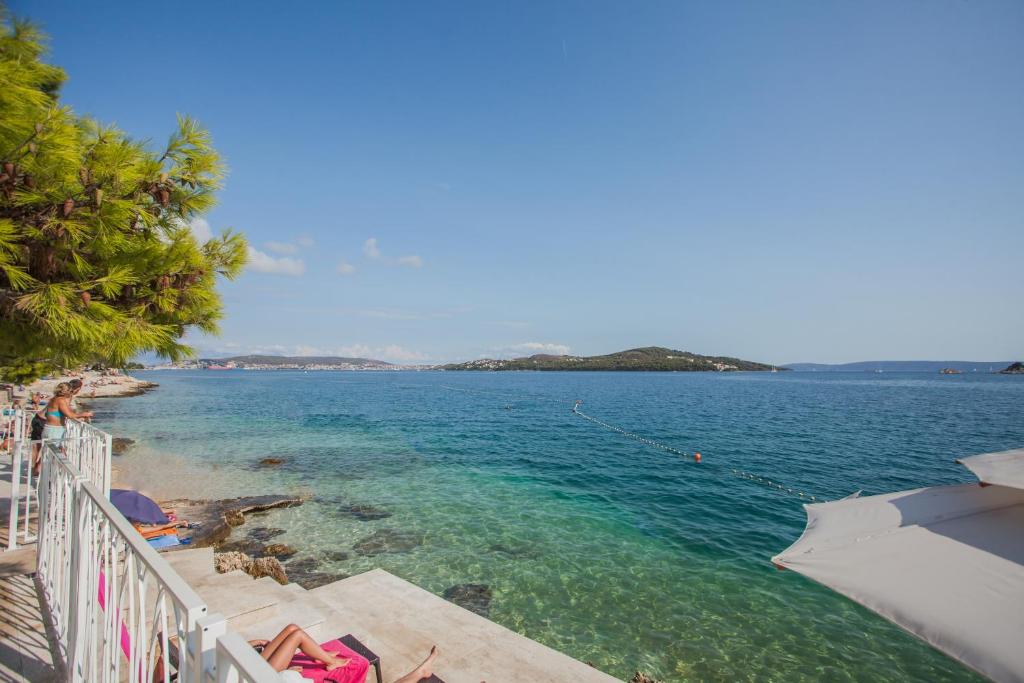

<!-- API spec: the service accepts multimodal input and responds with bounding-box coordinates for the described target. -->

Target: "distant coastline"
[784,360,1018,373]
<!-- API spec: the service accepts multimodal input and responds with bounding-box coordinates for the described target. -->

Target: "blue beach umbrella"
[110,489,169,525]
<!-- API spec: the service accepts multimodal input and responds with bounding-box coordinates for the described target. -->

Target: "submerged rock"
[293,571,348,590]
[338,503,392,521]
[258,457,287,467]
[630,673,663,683]
[443,584,492,617]
[263,543,298,560]
[353,528,423,557]
[284,557,320,574]
[489,543,540,559]
[324,550,350,562]
[111,437,135,455]
[215,538,266,556]
[283,556,347,589]
[247,526,286,542]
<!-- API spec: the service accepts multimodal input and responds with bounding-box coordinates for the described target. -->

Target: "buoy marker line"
[571,403,701,463]
[436,384,824,501]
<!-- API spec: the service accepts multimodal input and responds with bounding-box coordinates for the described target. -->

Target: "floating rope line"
[730,469,819,502]
[437,384,828,501]
[439,384,576,406]
[572,402,699,462]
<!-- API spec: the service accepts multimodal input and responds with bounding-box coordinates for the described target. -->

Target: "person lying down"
[251,623,439,683]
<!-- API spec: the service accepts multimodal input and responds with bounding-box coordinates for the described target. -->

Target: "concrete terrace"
[0,458,622,683]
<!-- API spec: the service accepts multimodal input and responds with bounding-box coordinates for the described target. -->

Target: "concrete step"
[227,596,327,643]
[161,547,214,583]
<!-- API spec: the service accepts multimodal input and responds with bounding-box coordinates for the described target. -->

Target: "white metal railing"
[34,443,277,683]
[35,443,85,663]
[6,409,109,550]
[63,417,113,496]
[211,632,279,683]
[1,404,30,453]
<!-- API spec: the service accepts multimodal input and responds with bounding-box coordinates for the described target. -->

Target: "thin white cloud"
[189,218,213,243]
[265,241,299,255]
[296,235,315,248]
[363,238,381,259]
[246,246,305,276]
[503,342,572,356]
[336,260,356,275]
[396,255,424,268]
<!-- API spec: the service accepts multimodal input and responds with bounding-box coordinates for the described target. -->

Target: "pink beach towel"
[289,639,370,683]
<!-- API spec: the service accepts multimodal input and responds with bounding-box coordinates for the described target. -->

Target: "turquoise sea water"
[96,370,1023,682]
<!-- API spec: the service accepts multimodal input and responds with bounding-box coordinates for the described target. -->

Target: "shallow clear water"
[97,370,1023,682]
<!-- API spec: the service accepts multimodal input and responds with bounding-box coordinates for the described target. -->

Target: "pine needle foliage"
[0,7,247,382]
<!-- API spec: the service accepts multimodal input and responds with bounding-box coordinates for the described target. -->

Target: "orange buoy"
[694,452,702,463]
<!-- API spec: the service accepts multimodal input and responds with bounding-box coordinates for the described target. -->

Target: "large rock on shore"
[165,495,305,548]
[213,551,288,585]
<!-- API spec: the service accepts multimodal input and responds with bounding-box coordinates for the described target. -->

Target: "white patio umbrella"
[773,448,1024,683]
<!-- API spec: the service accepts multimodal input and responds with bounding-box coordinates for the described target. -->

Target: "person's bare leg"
[264,625,349,672]
[259,623,300,663]
[390,646,439,683]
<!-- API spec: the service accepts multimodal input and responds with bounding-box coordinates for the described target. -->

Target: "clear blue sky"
[15,1,1024,363]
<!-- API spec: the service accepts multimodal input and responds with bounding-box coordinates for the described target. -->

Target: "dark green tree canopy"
[0,8,247,382]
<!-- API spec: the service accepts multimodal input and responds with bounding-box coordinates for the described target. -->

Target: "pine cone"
[34,122,44,133]
[159,172,169,183]
[3,162,14,176]
[94,188,103,206]
[23,175,34,189]
[80,292,92,305]
[27,142,37,154]
[63,198,75,217]
[159,189,170,206]
[157,275,171,290]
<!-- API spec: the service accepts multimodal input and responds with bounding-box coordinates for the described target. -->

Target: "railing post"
[7,439,23,550]
[102,431,112,498]
[198,614,226,683]
[66,474,89,683]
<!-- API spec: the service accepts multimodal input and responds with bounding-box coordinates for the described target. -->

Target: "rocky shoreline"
[28,370,159,399]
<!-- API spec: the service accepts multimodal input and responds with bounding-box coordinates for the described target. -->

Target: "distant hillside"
[784,360,1014,373]
[441,346,776,372]
[212,355,393,367]
[1000,362,1024,375]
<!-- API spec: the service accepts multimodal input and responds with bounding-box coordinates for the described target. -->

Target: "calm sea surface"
[98,370,1023,682]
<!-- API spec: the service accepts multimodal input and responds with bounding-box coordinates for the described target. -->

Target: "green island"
[1000,362,1024,374]
[441,346,780,372]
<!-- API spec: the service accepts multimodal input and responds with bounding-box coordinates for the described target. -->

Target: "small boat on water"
[939,368,962,375]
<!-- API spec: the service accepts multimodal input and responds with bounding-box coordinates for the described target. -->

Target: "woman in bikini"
[40,381,93,444]
[250,624,439,683]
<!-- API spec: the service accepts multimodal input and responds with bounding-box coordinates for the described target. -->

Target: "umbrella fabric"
[773,480,1024,683]
[110,489,169,525]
